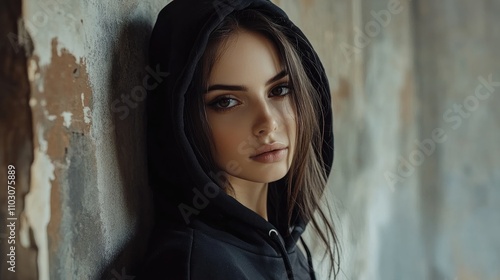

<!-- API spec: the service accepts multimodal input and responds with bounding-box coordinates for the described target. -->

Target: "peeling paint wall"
[1,0,499,279]
[2,1,166,279]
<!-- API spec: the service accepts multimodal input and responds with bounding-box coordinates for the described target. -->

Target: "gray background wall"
[1,0,498,279]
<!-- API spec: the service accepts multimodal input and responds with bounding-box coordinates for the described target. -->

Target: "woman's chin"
[234,166,290,184]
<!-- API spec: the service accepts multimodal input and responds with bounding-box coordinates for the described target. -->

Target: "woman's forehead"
[207,30,283,86]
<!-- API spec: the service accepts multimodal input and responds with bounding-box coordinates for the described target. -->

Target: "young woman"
[140,0,338,279]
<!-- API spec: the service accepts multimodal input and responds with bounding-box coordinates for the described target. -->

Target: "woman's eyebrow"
[205,70,288,93]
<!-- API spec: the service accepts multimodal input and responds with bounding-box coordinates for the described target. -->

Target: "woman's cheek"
[209,119,248,159]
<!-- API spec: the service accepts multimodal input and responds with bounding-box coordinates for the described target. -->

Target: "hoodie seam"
[188,230,194,280]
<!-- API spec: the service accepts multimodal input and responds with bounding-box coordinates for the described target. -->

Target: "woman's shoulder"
[137,221,315,279]
[136,221,270,279]
[136,224,195,279]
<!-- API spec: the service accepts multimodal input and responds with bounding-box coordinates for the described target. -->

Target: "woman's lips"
[250,148,288,163]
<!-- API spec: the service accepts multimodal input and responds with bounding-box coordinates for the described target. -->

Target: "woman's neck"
[226,176,268,221]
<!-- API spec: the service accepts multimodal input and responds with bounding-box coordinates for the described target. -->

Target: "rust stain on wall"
[399,71,414,124]
[301,0,315,10]
[332,77,351,113]
[27,37,93,278]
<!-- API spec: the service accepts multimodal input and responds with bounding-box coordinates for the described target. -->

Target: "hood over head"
[147,0,333,249]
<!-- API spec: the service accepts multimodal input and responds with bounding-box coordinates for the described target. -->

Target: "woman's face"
[204,30,297,185]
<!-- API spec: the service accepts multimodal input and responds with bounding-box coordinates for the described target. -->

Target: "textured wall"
[1,1,166,279]
[413,0,500,279]
[278,0,500,279]
[1,0,499,279]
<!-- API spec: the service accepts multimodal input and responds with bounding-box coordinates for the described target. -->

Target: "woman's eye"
[209,96,239,110]
[270,84,291,97]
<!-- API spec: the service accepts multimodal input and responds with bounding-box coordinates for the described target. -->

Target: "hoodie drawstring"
[300,237,316,280]
[269,229,295,280]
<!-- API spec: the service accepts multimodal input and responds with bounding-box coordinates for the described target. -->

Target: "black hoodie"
[139,0,334,279]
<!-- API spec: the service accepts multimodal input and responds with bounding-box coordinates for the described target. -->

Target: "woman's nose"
[252,100,278,137]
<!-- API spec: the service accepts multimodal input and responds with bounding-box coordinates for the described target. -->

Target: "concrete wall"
[413,1,500,279]
[1,0,499,279]
[278,0,500,279]
[1,0,166,279]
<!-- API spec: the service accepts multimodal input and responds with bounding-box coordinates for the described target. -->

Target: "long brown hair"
[185,9,339,278]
